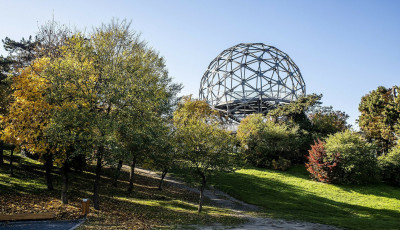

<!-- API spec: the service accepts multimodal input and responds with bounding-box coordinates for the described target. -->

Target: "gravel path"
[134,167,340,230]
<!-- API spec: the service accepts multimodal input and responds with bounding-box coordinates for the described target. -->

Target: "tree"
[1,58,56,189]
[117,110,161,193]
[306,139,341,183]
[237,114,301,169]
[324,130,378,184]
[358,86,400,154]
[268,94,322,131]
[0,36,38,165]
[42,33,98,204]
[0,19,71,180]
[44,19,179,209]
[173,97,238,213]
[308,106,350,138]
[144,122,178,191]
[267,94,322,158]
[378,144,400,186]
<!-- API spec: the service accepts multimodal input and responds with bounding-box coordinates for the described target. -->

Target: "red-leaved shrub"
[306,139,340,183]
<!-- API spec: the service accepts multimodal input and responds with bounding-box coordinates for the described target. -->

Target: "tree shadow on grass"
[335,183,400,201]
[211,171,400,230]
[1,159,242,228]
[244,164,400,201]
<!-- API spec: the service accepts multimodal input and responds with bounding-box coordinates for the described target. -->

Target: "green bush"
[378,146,400,186]
[272,157,292,171]
[237,114,301,168]
[325,130,378,184]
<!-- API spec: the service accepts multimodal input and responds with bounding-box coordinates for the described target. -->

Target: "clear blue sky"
[1,0,399,128]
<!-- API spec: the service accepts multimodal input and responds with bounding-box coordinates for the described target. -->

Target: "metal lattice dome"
[199,43,306,122]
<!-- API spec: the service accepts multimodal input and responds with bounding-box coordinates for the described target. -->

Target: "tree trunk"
[61,162,69,204]
[9,148,14,177]
[112,160,123,187]
[127,155,137,193]
[0,147,3,166]
[93,148,103,210]
[198,173,206,213]
[44,152,54,191]
[158,169,168,191]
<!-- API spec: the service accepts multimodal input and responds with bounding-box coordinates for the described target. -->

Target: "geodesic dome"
[199,43,306,122]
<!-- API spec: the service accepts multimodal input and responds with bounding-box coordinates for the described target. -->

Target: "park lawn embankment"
[210,165,400,230]
[0,150,244,229]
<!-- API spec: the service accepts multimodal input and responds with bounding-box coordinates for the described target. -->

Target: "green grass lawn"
[210,165,400,230]
[0,151,244,229]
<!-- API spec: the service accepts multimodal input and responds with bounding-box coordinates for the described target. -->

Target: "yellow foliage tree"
[1,58,56,189]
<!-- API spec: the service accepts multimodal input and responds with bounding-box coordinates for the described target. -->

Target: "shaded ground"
[0,219,84,230]
[0,152,244,229]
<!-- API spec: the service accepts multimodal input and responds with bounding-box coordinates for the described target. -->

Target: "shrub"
[272,157,291,171]
[378,146,400,186]
[237,114,301,168]
[324,130,378,184]
[306,139,341,183]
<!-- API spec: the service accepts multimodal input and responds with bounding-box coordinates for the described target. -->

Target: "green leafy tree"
[325,130,378,184]
[358,86,400,154]
[45,19,179,209]
[173,97,238,213]
[309,106,350,138]
[268,94,322,157]
[144,123,178,190]
[378,144,400,186]
[43,34,98,204]
[237,114,300,169]
[268,94,322,130]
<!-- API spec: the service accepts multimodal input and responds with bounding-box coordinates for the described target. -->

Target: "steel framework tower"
[199,43,306,122]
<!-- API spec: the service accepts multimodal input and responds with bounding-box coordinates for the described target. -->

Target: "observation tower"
[199,43,306,122]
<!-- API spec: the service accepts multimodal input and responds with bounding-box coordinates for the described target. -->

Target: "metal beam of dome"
[199,43,306,122]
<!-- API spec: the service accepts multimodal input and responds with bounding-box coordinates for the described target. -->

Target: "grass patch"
[210,165,400,230]
[0,151,245,229]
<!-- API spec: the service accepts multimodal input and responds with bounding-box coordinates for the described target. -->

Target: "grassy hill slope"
[210,165,400,230]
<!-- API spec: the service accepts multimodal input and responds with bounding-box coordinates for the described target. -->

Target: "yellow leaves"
[2,58,53,152]
[0,194,82,220]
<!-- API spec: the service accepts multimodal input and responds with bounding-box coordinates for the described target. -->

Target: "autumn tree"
[358,86,400,154]
[0,58,57,188]
[0,36,38,165]
[173,97,238,213]
[0,20,71,173]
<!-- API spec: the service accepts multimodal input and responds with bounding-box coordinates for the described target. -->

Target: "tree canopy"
[358,86,400,154]
[173,97,237,213]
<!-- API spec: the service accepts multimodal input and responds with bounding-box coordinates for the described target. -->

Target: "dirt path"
[133,167,340,230]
